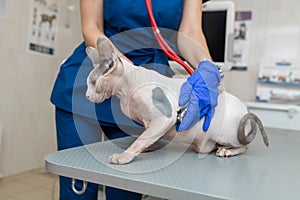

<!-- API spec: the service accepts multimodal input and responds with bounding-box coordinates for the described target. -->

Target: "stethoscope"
[145,0,194,75]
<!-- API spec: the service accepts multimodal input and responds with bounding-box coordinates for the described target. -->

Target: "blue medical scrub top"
[50,0,209,127]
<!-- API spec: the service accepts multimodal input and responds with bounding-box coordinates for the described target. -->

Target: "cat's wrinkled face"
[85,36,118,103]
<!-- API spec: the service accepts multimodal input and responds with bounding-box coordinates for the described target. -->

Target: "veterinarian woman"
[50,0,221,199]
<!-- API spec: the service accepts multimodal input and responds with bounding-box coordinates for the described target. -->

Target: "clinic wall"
[0,0,82,177]
[220,0,300,100]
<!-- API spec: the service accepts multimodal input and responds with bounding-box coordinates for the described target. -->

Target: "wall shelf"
[247,61,300,131]
[258,78,300,87]
[256,61,300,103]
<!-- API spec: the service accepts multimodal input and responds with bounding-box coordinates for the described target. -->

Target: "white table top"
[45,128,300,200]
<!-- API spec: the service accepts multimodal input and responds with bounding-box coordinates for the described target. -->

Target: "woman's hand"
[176,60,221,132]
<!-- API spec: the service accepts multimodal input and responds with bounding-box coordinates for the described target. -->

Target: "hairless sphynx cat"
[85,36,269,165]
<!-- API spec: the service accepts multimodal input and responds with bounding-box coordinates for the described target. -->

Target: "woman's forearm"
[178,0,211,69]
[80,0,132,63]
[178,29,211,69]
[80,0,104,47]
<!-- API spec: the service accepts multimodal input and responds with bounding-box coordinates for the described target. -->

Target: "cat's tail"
[237,112,269,147]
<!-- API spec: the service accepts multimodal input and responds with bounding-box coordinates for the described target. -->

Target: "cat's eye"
[109,61,114,68]
[91,79,96,85]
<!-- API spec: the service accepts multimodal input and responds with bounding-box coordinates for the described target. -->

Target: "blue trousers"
[55,107,143,200]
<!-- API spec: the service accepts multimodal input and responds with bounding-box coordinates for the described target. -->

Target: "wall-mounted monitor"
[202,1,235,71]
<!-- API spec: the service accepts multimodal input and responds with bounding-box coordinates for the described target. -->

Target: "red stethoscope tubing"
[145,0,194,75]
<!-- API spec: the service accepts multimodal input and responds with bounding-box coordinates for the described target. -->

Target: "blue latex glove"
[176,60,221,132]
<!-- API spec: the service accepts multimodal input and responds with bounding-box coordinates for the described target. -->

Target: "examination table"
[45,128,300,200]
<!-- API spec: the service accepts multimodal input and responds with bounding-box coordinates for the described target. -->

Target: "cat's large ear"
[96,36,115,61]
[86,46,99,67]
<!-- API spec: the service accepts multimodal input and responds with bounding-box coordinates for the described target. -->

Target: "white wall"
[0,0,82,177]
[222,0,300,100]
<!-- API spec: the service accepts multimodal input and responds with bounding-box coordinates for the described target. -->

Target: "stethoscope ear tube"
[145,0,194,75]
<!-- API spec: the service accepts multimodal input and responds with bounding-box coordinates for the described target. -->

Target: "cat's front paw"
[109,151,135,165]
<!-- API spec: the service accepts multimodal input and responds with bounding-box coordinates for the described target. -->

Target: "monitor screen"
[202,11,227,63]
